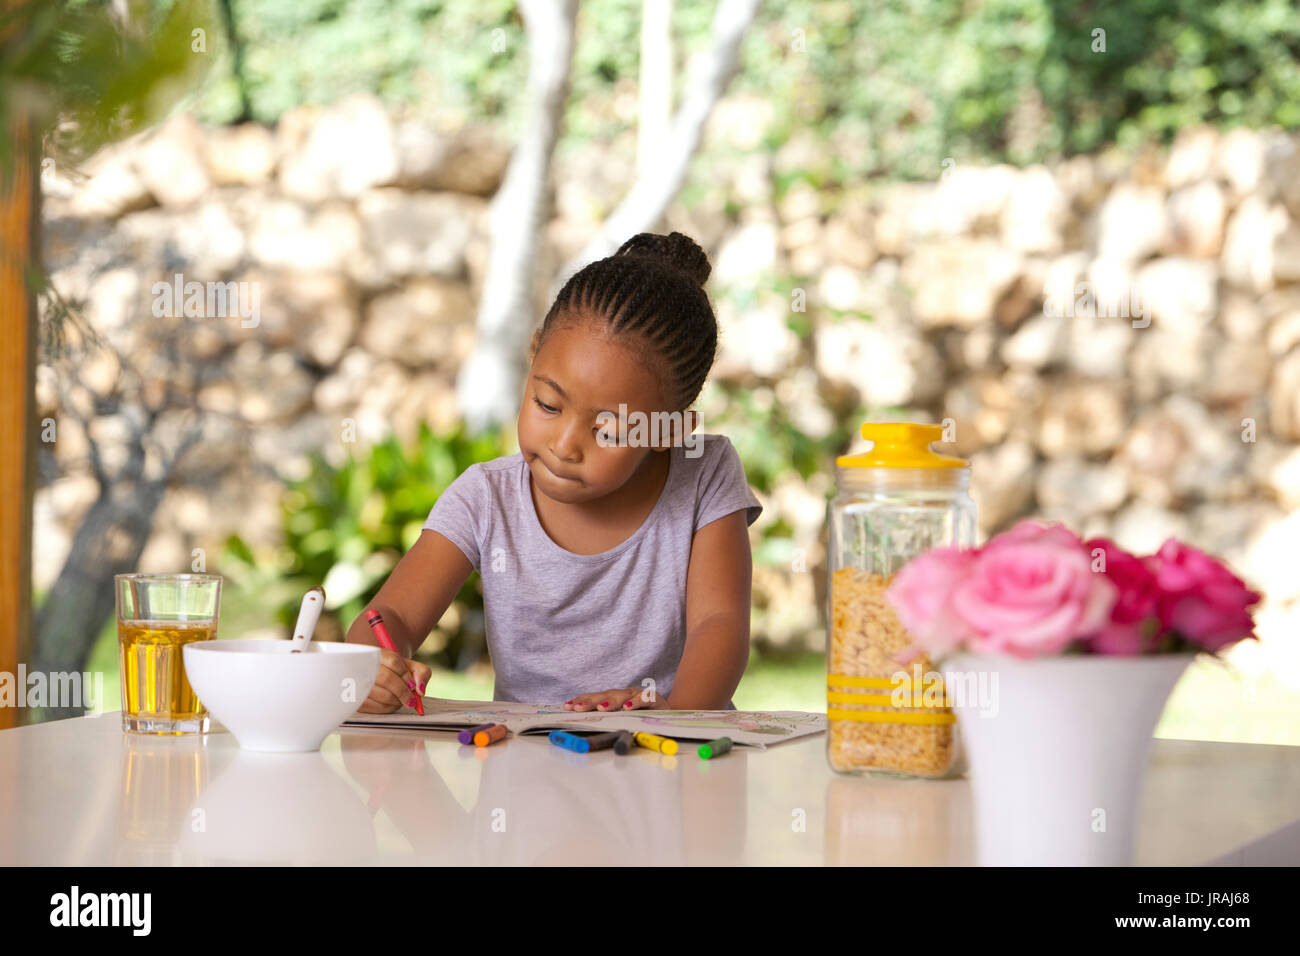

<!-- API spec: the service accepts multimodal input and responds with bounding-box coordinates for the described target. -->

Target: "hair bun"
[615,231,711,287]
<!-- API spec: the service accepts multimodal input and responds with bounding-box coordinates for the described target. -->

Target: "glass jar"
[825,422,977,778]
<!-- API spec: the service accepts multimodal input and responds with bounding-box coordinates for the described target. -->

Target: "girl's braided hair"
[537,231,717,410]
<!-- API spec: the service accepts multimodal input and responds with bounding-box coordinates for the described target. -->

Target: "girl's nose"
[551,420,583,462]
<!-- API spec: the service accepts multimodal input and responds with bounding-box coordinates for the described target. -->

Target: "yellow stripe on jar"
[827,708,957,725]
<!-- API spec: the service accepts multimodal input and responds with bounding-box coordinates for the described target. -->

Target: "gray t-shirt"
[422,434,763,705]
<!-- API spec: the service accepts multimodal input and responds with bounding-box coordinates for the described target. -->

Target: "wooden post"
[0,107,38,731]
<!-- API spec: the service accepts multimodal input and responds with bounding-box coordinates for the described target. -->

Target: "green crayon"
[697,737,733,759]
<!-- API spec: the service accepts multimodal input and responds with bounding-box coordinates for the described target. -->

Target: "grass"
[1156,656,1300,747]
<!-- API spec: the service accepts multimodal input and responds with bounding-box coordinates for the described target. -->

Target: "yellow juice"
[118,620,215,725]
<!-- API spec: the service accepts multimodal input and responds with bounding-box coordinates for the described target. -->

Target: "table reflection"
[337,730,749,864]
[180,748,378,863]
[114,733,212,865]
[825,774,973,865]
[109,724,754,864]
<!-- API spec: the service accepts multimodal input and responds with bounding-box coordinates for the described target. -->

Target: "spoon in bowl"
[290,586,326,653]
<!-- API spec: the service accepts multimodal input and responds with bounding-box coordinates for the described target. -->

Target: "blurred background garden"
[13,0,1300,741]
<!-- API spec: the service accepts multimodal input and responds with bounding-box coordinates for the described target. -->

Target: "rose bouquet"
[885,519,1261,661]
[885,519,1263,866]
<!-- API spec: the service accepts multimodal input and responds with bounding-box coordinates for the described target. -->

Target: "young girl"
[345,231,762,713]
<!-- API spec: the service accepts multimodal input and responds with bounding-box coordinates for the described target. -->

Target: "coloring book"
[341,698,826,749]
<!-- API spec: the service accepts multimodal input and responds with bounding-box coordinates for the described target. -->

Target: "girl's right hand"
[359,648,433,714]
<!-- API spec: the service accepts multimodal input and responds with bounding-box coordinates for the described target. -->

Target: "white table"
[1,714,1297,865]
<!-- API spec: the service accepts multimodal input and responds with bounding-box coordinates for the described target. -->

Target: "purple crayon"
[458,722,495,745]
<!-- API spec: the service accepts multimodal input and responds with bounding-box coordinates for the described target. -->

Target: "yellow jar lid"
[835,422,967,469]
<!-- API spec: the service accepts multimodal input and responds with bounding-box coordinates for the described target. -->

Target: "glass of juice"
[114,573,221,734]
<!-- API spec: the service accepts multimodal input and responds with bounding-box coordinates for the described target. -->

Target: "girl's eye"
[534,397,558,414]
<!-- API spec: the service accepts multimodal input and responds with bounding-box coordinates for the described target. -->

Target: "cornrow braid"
[538,231,718,410]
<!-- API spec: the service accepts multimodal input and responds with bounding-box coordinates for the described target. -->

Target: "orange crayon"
[474,724,508,747]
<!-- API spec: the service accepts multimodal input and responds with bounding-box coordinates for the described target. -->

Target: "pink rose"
[885,546,978,656]
[1081,537,1160,655]
[1148,539,1260,652]
[993,520,1086,550]
[949,521,1117,658]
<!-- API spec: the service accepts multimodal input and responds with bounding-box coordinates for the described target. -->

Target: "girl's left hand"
[563,687,667,712]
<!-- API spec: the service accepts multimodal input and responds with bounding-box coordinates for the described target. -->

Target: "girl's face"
[518,319,671,505]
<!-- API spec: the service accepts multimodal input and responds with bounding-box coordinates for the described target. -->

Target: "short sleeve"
[422,464,485,569]
[694,436,763,532]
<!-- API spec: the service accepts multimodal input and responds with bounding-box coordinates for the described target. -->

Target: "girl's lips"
[539,457,580,482]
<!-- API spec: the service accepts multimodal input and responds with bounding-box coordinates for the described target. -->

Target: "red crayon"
[365,609,424,716]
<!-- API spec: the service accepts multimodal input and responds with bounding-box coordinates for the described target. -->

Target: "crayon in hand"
[364,609,424,716]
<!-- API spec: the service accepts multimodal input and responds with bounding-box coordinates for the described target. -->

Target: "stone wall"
[34,95,1300,677]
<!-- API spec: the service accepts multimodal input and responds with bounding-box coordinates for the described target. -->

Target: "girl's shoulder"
[676,433,762,527]
[678,432,740,470]
[442,452,525,499]
[474,452,526,476]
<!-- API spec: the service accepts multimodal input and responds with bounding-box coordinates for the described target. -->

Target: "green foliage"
[720,383,847,497]
[1036,0,1300,150]
[707,375,879,572]
[752,0,1300,177]
[208,0,522,124]
[8,0,1296,181]
[223,423,512,668]
[191,0,1299,178]
[748,0,1300,178]
[0,0,223,180]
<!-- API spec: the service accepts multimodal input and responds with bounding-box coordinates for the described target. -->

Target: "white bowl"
[184,639,381,753]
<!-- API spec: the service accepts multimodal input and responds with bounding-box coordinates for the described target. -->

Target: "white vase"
[945,652,1194,866]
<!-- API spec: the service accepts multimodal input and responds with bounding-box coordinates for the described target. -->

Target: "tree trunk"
[638,0,674,177]
[550,0,762,298]
[218,0,252,123]
[457,0,579,432]
[29,467,168,722]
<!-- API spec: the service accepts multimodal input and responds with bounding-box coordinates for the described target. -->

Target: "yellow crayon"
[633,731,678,756]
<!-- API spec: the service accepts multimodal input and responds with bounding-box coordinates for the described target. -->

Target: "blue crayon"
[550,730,587,752]
[549,730,623,753]
[459,722,495,745]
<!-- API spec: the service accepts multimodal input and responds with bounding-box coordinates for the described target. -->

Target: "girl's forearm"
[665,614,749,709]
